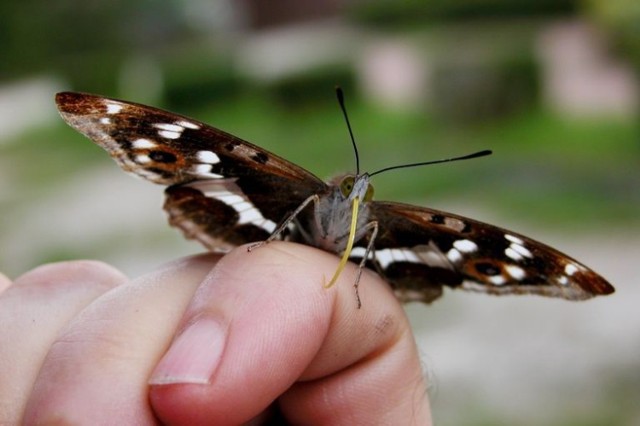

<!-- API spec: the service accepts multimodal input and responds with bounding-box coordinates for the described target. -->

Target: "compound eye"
[364,183,375,201]
[339,176,355,197]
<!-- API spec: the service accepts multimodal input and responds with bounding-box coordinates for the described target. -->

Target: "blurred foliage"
[420,21,541,122]
[583,0,640,71]
[0,0,190,79]
[160,43,242,109]
[431,57,538,122]
[265,65,356,108]
[350,0,576,27]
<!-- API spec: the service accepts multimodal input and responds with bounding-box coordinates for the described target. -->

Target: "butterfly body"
[55,92,614,304]
[297,174,374,254]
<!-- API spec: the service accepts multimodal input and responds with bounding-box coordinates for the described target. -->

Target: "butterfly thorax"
[298,174,374,254]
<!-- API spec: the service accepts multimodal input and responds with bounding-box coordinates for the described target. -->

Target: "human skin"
[0,242,431,425]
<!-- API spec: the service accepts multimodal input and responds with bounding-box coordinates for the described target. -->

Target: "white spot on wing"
[505,264,526,280]
[447,248,463,263]
[565,263,579,276]
[214,192,244,204]
[261,220,277,234]
[99,117,111,125]
[154,123,184,132]
[135,154,151,163]
[350,247,367,258]
[510,242,533,259]
[232,201,252,211]
[505,234,524,245]
[176,120,200,129]
[197,150,220,164]
[193,183,277,234]
[106,102,123,114]
[376,248,425,269]
[152,123,185,139]
[158,130,182,139]
[239,208,262,224]
[488,275,507,286]
[505,247,523,261]
[194,164,212,174]
[404,250,421,263]
[192,164,224,179]
[376,250,394,269]
[453,239,478,253]
[132,138,157,149]
[418,247,451,269]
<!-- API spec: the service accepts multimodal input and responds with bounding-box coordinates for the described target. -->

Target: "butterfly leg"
[353,221,379,309]
[247,194,320,251]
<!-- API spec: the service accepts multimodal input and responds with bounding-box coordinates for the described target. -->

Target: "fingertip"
[21,254,220,426]
[1,261,129,425]
[0,272,11,292]
[198,241,345,316]
[14,260,128,290]
[150,242,339,424]
[149,317,228,385]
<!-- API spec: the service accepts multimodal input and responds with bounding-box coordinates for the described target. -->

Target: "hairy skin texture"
[0,243,431,425]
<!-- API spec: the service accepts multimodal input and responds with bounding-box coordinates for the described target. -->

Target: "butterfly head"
[338,174,374,203]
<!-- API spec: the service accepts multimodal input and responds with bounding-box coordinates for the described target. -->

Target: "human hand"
[0,242,431,425]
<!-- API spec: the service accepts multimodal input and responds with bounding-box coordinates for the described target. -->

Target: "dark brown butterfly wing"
[56,92,327,251]
[355,201,614,303]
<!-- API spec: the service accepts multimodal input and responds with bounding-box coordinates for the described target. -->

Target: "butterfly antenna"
[336,87,360,175]
[369,149,493,177]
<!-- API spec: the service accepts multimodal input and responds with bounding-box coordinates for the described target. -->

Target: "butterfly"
[55,91,614,306]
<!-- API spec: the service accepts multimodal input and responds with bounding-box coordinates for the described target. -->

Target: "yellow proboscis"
[324,196,360,289]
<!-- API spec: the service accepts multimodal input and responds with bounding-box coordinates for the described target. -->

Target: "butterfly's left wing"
[56,92,328,251]
[359,201,614,303]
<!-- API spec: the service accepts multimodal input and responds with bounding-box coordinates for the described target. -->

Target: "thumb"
[149,242,431,425]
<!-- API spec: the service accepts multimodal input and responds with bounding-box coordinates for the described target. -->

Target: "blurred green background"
[0,0,638,424]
